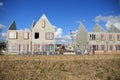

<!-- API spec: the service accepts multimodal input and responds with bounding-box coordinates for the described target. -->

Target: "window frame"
[8,32,18,39]
[109,34,113,41]
[117,34,120,41]
[23,32,29,39]
[45,32,54,40]
[34,32,39,39]
[101,34,104,41]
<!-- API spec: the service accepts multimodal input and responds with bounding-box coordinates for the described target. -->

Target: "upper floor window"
[35,32,39,39]
[109,34,113,41]
[9,32,18,39]
[101,34,104,41]
[90,34,96,40]
[23,32,29,39]
[45,32,54,40]
[42,20,45,28]
[117,35,120,41]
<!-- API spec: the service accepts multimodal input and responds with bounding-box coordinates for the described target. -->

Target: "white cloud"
[0,24,5,32]
[0,2,3,7]
[55,28,62,38]
[55,27,77,44]
[1,32,7,38]
[94,15,120,29]
[24,28,30,30]
[64,30,77,40]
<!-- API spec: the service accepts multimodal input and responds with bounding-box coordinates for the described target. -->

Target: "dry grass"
[0,54,120,80]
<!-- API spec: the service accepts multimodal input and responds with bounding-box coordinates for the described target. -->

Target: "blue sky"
[0,0,120,42]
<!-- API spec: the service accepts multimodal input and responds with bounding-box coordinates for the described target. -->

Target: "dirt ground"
[0,54,120,80]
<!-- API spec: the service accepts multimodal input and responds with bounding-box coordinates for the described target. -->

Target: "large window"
[90,34,96,40]
[9,32,18,39]
[24,32,29,39]
[109,34,113,41]
[23,44,29,53]
[45,32,54,40]
[101,34,104,41]
[34,44,40,52]
[91,45,98,51]
[44,44,54,52]
[35,32,39,39]
[9,44,18,52]
[117,35,120,41]
[116,45,120,50]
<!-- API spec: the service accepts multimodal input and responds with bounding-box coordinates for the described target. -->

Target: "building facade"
[7,14,55,54]
[76,23,120,54]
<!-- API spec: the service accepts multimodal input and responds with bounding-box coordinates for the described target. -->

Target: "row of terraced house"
[7,14,120,54]
[76,22,120,54]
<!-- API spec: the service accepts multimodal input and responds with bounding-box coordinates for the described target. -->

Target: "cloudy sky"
[0,0,120,43]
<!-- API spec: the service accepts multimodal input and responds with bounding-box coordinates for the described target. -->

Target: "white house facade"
[7,14,55,54]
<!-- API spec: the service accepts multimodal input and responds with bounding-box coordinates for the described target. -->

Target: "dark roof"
[108,25,120,33]
[8,21,17,30]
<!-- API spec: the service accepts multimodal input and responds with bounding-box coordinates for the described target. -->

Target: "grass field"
[0,54,120,80]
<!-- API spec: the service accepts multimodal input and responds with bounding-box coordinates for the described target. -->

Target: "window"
[109,34,112,41]
[101,45,104,50]
[9,43,18,52]
[23,44,29,53]
[90,34,92,40]
[117,35,120,41]
[116,45,120,50]
[101,34,104,41]
[92,45,98,51]
[35,32,39,39]
[45,32,54,40]
[42,20,45,28]
[93,35,96,40]
[9,32,18,39]
[34,44,40,52]
[90,34,96,40]
[24,32,29,39]
[44,44,54,52]
[110,45,113,51]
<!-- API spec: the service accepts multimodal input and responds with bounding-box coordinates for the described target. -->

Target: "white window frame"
[46,32,54,40]
[9,32,17,39]
[23,32,29,39]
[117,35,120,41]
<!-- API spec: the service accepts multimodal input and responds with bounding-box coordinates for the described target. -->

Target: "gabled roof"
[32,14,53,29]
[8,21,17,30]
[93,23,105,32]
[76,22,88,44]
[108,24,120,33]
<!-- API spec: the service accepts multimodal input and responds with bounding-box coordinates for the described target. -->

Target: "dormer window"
[42,20,45,28]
